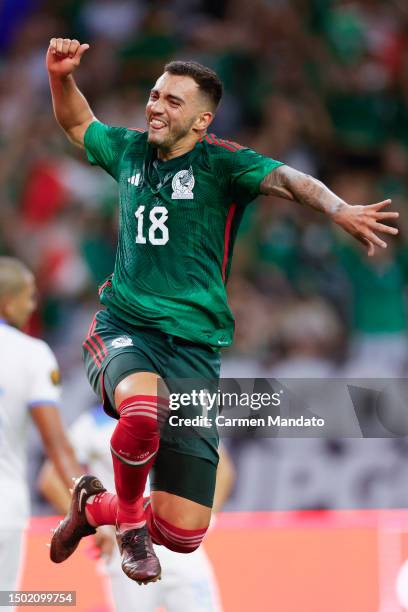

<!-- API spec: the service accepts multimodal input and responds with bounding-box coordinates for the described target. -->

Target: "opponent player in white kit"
[39,404,234,612]
[0,257,82,593]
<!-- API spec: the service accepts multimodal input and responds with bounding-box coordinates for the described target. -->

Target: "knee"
[114,394,169,440]
[119,410,159,440]
[158,528,207,554]
[176,541,202,554]
[150,491,212,531]
[110,415,155,451]
[113,372,167,410]
[166,514,211,533]
[149,512,209,554]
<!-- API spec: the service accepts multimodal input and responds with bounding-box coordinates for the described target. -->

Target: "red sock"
[85,492,117,527]
[110,395,168,528]
[144,503,208,553]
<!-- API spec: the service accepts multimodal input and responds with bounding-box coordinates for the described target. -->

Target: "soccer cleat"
[116,524,161,585]
[50,474,106,563]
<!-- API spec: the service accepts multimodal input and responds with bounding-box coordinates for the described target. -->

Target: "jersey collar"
[149,140,202,170]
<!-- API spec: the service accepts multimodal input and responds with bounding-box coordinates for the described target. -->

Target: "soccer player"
[46,37,399,585]
[39,404,234,611]
[0,257,82,593]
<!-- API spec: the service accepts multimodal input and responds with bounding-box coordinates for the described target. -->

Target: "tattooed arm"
[260,165,399,256]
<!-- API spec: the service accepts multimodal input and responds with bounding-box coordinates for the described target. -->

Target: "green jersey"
[84,121,283,348]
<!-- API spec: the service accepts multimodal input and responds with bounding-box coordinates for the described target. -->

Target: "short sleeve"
[230,148,284,205]
[68,414,94,465]
[84,120,133,180]
[27,341,61,408]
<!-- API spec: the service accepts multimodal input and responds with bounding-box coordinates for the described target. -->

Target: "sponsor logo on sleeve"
[50,369,61,386]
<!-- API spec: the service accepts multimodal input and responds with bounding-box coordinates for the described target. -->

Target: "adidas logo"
[128,173,141,186]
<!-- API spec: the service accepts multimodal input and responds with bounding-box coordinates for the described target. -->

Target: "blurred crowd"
[1,0,408,513]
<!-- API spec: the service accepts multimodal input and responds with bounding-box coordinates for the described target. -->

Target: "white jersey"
[68,407,116,491]
[0,321,61,529]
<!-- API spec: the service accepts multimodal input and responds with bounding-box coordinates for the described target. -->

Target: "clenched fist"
[47,38,90,77]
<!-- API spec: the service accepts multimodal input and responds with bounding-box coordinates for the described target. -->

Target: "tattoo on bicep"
[290,174,343,215]
[260,166,295,200]
[261,165,343,215]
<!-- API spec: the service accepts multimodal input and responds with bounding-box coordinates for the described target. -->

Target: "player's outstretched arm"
[31,405,82,489]
[260,165,399,256]
[38,460,72,515]
[47,37,95,148]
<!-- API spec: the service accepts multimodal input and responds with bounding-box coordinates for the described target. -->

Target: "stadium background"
[2,0,408,610]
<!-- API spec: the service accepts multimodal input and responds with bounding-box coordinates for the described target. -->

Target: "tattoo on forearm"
[260,166,345,216]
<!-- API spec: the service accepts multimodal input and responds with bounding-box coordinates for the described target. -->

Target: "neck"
[156,132,203,161]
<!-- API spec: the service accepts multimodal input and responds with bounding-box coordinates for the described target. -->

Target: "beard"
[147,119,194,150]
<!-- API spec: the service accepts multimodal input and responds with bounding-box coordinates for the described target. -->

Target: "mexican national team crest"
[171,167,195,199]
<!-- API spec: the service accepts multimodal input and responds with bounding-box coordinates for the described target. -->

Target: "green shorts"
[82,309,221,507]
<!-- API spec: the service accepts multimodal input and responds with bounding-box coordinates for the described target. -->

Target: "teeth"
[150,119,166,128]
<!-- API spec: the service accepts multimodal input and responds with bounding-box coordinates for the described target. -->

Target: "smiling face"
[145,72,213,155]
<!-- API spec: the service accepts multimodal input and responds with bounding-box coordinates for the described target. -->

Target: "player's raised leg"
[145,492,211,553]
[110,371,169,584]
[142,446,216,556]
[105,369,214,583]
[50,369,168,584]
[112,373,168,530]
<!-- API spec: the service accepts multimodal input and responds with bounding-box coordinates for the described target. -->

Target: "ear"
[2,298,13,320]
[194,111,214,132]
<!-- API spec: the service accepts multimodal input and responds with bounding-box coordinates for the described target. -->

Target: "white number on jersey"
[135,205,169,245]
